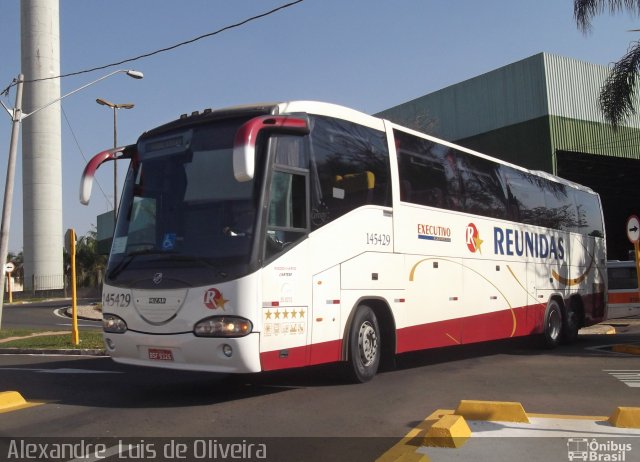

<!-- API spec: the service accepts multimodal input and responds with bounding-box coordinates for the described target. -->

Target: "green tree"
[575,0,640,127]
[65,228,106,288]
[6,250,23,285]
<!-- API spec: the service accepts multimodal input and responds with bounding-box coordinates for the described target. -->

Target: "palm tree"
[574,0,640,127]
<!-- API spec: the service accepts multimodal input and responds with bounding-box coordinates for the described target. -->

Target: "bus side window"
[265,170,307,259]
[309,115,390,231]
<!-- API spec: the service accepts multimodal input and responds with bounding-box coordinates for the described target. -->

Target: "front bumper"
[103,331,262,373]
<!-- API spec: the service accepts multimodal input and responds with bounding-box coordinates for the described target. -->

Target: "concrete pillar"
[20,0,63,291]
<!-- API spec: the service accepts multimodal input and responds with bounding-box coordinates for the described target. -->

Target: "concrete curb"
[64,305,102,322]
[579,325,616,335]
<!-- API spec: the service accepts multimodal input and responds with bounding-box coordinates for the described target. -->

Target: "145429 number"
[103,292,131,307]
[366,233,391,246]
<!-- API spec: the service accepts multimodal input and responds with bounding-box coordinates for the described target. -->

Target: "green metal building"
[376,52,640,260]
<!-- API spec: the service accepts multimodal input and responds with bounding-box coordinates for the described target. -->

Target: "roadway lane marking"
[605,370,640,388]
[55,323,101,328]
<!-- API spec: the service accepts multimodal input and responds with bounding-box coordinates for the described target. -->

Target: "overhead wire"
[61,106,112,208]
[1,0,304,211]
[1,0,304,97]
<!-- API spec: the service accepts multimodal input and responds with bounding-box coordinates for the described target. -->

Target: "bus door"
[259,135,312,370]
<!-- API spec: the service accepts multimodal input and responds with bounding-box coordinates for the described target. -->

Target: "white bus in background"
[606,260,640,319]
[80,101,607,382]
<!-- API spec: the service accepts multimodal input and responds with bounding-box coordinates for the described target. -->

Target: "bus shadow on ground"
[3,332,636,409]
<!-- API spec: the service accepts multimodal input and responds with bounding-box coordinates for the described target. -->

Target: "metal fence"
[30,274,65,291]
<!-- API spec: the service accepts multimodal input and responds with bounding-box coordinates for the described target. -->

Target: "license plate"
[148,348,174,361]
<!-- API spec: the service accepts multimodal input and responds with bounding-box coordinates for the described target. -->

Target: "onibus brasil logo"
[567,438,632,461]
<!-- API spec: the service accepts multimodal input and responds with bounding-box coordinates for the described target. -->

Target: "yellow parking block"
[0,391,42,413]
[612,344,640,355]
[376,409,452,462]
[377,401,640,460]
[609,407,640,428]
[424,414,471,448]
[454,399,529,423]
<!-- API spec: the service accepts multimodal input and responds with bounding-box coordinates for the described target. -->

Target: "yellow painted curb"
[424,414,471,448]
[612,344,640,355]
[376,410,452,462]
[0,390,42,413]
[609,407,640,428]
[0,391,26,410]
[455,400,530,423]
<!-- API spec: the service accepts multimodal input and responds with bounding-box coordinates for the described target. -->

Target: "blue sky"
[0,0,638,253]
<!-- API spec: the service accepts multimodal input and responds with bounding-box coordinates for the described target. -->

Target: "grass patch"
[0,329,104,349]
[0,328,51,340]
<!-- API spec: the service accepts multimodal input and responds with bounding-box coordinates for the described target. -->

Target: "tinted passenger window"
[455,151,508,219]
[502,168,547,226]
[395,130,459,210]
[395,129,603,236]
[309,116,390,230]
[573,189,604,237]
[543,182,577,231]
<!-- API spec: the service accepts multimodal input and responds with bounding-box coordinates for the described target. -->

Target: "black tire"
[542,299,563,349]
[346,305,381,383]
[561,302,580,345]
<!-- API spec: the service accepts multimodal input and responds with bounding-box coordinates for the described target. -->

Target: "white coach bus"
[80,101,607,382]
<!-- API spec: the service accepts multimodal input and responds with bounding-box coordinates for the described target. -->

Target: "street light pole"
[0,75,23,328]
[96,98,135,222]
[0,68,143,329]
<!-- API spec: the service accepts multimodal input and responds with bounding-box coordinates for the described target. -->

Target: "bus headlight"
[194,316,253,338]
[103,314,127,333]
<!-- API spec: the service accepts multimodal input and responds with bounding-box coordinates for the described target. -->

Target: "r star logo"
[204,288,229,310]
[465,223,483,254]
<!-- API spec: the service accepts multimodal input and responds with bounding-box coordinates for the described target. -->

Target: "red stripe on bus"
[608,292,640,304]
[397,304,544,353]
[260,339,342,371]
[260,299,605,371]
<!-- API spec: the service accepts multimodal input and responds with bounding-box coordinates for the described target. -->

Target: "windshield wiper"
[107,248,175,280]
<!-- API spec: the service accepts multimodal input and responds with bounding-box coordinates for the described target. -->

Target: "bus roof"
[145,100,597,196]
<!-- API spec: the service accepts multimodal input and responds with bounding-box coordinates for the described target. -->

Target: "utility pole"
[0,75,24,328]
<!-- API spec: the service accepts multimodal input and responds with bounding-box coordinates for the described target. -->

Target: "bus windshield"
[106,117,260,287]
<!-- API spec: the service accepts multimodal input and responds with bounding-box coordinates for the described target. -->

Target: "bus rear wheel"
[346,305,381,383]
[561,302,580,345]
[542,299,563,349]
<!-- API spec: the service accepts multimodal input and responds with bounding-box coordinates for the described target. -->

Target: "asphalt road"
[1,327,639,461]
[1,299,101,330]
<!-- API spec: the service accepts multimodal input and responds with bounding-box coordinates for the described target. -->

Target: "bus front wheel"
[346,305,381,383]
